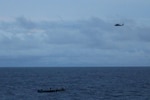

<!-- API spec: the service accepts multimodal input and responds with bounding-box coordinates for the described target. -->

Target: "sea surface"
[0,67,150,100]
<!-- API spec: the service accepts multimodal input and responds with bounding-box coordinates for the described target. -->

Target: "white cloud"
[0,17,150,66]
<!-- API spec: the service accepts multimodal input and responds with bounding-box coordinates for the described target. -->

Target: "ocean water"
[0,67,150,100]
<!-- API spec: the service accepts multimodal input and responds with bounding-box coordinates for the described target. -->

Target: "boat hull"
[37,88,65,93]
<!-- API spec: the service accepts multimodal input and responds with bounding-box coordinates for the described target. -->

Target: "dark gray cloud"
[0,17,150,66]
[16,17,36,29]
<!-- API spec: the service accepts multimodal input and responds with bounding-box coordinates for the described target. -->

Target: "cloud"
[0,17,150,67]
[15,17,34,28]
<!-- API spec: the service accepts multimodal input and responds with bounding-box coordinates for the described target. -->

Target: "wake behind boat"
[37,88,65,93]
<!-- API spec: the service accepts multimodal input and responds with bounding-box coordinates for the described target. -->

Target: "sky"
[0,0,150,67]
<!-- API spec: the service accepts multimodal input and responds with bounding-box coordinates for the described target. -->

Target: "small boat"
[37,88,65,93]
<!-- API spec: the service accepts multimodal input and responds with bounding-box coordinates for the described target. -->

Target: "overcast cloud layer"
[0,17,150,67]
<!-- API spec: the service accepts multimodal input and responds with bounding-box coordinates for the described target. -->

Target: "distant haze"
[0,0,150,67]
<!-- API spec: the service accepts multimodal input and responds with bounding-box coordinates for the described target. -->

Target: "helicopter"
[114,23,124,26]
